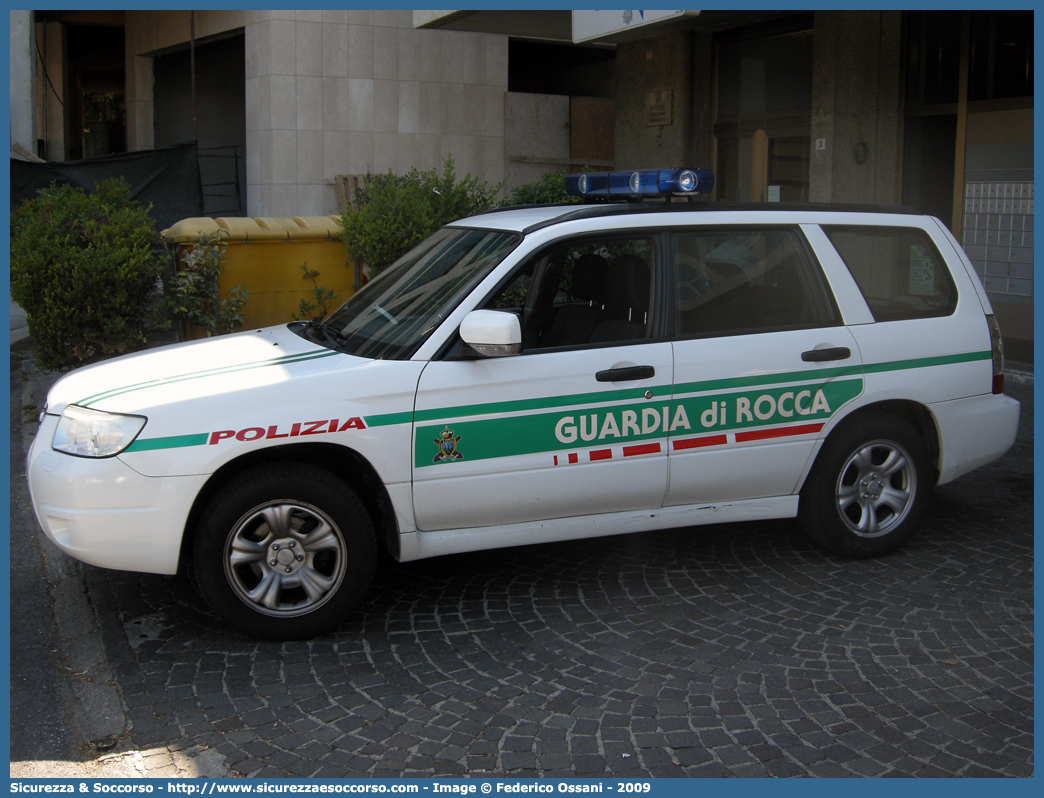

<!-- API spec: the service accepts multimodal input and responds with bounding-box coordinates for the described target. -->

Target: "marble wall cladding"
[129,10,509,217]
[962,182,1035,302]
[244,13,508,217]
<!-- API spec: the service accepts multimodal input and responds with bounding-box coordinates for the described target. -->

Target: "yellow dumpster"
[161,216,357,336]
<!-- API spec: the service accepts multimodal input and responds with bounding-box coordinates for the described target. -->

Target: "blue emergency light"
[565,168,714,199]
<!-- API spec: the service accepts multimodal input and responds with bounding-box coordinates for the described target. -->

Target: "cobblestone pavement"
[15,364,1034,778]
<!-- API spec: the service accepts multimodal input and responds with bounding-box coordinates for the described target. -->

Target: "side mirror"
[459,310,522,358]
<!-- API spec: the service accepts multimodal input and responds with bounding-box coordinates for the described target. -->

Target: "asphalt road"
[9,349,1034,778]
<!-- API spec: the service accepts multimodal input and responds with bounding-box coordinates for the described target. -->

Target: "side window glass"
[671,229,833,336]
[487,266,533,311]
[482,237,655,351]
[822,226,957,321]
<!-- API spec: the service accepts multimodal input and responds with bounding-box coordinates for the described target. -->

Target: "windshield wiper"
[304,318,352,352]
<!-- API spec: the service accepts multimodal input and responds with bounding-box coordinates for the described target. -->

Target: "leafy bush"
[167,229,248,338]
[292,262,337,320]
[10,179,165,371]
[500,171,580,207]
[339,157,501,274]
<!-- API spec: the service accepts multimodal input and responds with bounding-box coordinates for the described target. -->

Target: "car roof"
[452,200,930,236]
[448,204,593,233]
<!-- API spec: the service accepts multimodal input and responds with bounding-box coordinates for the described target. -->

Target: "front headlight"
[52,404,147,458]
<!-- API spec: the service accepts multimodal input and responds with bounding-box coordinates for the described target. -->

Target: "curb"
[15,350,236,779]
[18,357,128,770]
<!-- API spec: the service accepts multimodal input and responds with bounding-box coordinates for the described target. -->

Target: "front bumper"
[27,415,208,575]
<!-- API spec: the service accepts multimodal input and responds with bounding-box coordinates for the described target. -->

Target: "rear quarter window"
[822,226,958,321]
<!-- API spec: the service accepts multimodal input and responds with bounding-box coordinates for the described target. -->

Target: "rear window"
[671,228,838,337]
[823,226,957,321]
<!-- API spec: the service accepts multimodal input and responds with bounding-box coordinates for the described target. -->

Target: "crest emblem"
[433,427,463,463]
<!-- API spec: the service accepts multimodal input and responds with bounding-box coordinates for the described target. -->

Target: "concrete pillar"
[689,31,714,172]
[9,10,36,155]
[124,54,155,152]
[810,11,902,204]
[613,30,694,170]
[39,21,67,162]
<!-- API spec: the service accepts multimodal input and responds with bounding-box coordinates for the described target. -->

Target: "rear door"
[664,226,864,505]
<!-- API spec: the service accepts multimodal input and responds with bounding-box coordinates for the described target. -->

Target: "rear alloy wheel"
[800,413,931,558]
[193,464,376,639]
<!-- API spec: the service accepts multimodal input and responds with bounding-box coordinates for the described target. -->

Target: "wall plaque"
[646,90,672,127]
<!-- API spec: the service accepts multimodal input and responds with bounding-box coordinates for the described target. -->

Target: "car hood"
[45,325,363,416]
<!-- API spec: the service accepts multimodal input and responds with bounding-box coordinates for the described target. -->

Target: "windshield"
[303,227,519,360]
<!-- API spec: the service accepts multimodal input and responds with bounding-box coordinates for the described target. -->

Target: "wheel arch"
[179,442,400,575]
[797,402,935,558]
[809,399,941,487]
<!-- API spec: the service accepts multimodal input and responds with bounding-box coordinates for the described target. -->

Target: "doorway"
[153,32,246,216]
[713,18,813,203]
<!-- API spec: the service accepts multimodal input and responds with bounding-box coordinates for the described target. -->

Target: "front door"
[412,233,673,532]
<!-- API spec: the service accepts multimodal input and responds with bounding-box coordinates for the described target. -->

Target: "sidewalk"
[11,301,29,347]
[10,338,232,779]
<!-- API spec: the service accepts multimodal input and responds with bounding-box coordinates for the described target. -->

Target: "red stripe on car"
[672,434,728,450]
[623,442,662,457]
[735,423,824,443]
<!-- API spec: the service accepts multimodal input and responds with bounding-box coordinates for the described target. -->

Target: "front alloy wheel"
[194,463,376,639]
[225,501,347,617]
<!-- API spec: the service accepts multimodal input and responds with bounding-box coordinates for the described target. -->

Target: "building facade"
[14,10,510,218]
[423,8,1035,361]
[9,9,1033,359]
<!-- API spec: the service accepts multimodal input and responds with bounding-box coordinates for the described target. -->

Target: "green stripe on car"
[121,351,989,454]
[414,378,864,468]
[125,433,210,453]
[79,350,341,407]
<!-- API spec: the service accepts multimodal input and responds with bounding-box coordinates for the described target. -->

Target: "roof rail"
[519,200,927,236]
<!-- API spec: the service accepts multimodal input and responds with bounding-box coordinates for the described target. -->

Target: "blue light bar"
[565,171,610,197]
[565,168,714,199]
[659,168,714,194]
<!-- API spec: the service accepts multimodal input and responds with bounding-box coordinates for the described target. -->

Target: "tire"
[192,463,376,639]
[799,413,932,558]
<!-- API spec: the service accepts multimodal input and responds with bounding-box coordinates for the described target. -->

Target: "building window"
[969,11,1034,102]
[905,10,1033,108]
[904,11,962,107]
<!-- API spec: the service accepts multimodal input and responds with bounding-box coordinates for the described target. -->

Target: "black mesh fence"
[10,141,204,231]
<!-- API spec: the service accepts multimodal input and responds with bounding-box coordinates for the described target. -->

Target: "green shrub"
[166,229,248,338]
[500,170,580,207]
[339,157,501,274]
[10,179,165,371]
[291,262,337,320]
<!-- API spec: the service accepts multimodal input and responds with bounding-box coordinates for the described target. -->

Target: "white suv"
[27,169,1020,638]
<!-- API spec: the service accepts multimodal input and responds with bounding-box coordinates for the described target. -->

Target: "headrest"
[606,254,650,312]
[571,253,609,303]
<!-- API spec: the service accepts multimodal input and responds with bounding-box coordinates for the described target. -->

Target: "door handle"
[596,365,656,382]
[801,347,851,362]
